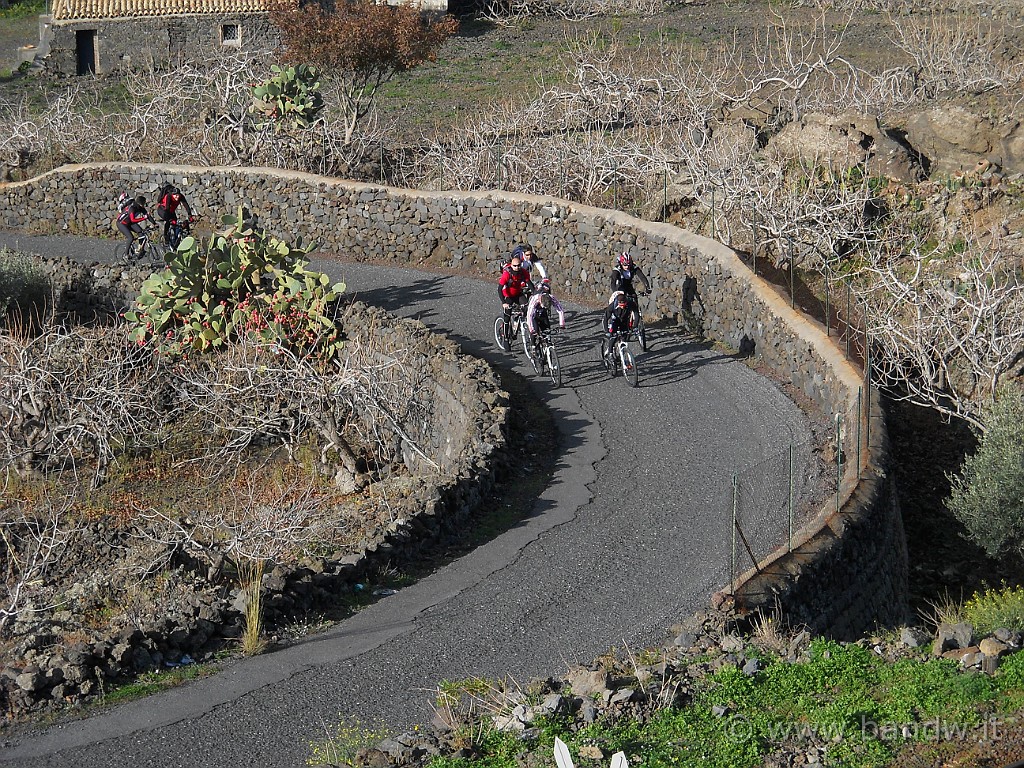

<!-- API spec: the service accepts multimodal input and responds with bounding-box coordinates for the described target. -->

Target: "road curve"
[0,233,815,768]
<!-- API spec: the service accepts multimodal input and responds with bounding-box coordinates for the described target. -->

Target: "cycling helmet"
[539,278,552,293]
[135,195,146,207]
[615,292,630,309]
[617,252,633,269]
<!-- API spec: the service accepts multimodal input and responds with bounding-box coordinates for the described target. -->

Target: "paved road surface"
[0,233,814,768]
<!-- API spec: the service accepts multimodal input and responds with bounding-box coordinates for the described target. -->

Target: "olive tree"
[946,386,1024,561]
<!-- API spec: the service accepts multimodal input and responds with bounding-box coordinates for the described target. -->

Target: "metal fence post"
[731,473,738,592]
[845,280,852,357]
[788,442,795,552]
[835,414,843,514]
[613,162,619,210]
[865,331,872,450]
[856,387,862,476]
[752,210,758,276]
[825,272,831,337]
[788,237,795,309]
[710,187,716,240]
[663,168,668,221]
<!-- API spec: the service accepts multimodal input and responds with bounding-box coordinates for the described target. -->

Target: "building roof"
[50,0,275,21]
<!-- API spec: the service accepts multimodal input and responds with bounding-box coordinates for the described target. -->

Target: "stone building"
[36,0,449,77]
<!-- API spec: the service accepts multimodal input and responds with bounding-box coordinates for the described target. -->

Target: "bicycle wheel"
[601,337,616,377]
[494,317,508,351]
[546,341,562,387]
[621,346,639,387]
[521,325,540,371]
[113,242,128,261]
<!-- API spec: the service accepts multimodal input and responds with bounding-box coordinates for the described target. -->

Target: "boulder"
[765,112,925,183]
[903,103,1024,175]
[933,622,974,654]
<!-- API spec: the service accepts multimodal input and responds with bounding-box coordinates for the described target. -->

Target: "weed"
[920,588,967,630]
[0,248,52,324]
[307,717,390,766]
[238,559,267,656]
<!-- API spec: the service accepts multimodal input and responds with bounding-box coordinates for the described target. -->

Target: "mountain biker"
[510,243,548,281]
[610,251,651,307]
[155,185,196,248]
[525,278,565,352]
[498,252,534,345]
[116,195,150,257]
[603,291,633,340]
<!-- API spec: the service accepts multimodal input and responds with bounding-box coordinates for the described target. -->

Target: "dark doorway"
[75,29,96,75]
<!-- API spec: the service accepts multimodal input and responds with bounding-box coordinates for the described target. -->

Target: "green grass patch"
[424,640,1024,768]
[101,663,210,706]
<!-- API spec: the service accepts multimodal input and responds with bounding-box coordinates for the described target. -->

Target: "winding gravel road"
[0,233,815,768]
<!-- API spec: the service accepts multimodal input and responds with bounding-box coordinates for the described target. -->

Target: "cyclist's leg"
[129,223,146,258]
[502,304,513,342]
[116,221,136,256]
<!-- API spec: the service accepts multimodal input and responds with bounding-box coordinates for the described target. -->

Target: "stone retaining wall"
[0,162,907,638]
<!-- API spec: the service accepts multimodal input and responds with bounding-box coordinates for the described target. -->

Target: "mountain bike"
[601,330,639,387]
[525,326,562,387]
[494,303,528,352]
[113,227,158,263]
[164,215,198,250]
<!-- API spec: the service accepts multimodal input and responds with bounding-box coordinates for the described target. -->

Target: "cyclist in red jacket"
[155,186,195,248]
[498,252,534,346]
[116,195,150,256]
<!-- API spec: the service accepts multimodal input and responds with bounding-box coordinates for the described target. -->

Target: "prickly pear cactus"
[250,64,324,131]
[124,207,346,360]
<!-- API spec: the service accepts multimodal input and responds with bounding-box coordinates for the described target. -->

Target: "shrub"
[270,0,458,143]
[946,386,1024,561]
[963,584,1024,633]
[124,210,346,360]
[0,248,51,325]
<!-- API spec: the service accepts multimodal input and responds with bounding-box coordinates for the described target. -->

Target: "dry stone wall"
[0,162,907,638]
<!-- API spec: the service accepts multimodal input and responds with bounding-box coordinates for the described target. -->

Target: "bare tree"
[859,229,1024,429]
[0,484,79,637]
[0,324,166,484]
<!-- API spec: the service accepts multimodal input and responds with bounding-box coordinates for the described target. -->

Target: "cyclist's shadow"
[564,309,726,388]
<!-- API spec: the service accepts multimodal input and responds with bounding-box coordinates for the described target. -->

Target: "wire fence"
[721,375,873,594]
